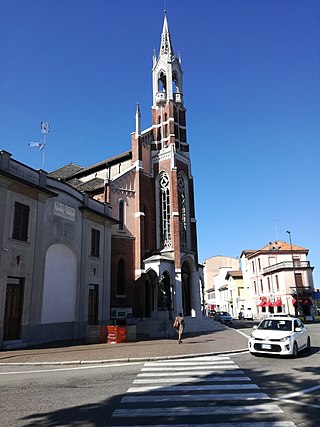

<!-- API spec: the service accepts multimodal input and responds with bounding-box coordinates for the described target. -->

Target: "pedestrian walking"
[173,312,185,343]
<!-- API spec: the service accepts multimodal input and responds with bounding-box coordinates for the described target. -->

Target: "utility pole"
[286,230,301,317]
[29,121,50,170]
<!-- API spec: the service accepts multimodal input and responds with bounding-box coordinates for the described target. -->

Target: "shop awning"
[258,298,283,307]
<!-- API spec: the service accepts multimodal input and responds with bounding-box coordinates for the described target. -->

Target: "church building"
[49,13,202,333]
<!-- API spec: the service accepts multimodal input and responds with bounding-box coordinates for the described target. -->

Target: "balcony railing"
[263,261,310,275]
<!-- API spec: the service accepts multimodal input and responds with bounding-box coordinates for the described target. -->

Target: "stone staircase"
[131,316,224,339]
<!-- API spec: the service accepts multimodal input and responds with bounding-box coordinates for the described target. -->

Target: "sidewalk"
[0,328,249,366]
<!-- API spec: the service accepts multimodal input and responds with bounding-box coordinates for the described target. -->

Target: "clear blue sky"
[1,1,319,285]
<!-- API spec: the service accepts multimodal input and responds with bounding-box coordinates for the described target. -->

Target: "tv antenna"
[29,121,50,170]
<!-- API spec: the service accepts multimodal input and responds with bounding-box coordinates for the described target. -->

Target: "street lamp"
[286,230,301,317]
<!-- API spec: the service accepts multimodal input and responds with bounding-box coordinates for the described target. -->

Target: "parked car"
[243,309,254,320]
[215,311,233,325]
[266,313,292,318]
[248,316,311,357]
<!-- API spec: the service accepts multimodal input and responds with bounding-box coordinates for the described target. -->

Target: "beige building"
[0,150,117,349]
[241,241,315,319]
[202,256,239,314]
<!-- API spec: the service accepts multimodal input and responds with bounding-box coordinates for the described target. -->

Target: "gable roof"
[225,270,243,279]
[240,240,308,259]
[48,163,83,180]
[48,151,132,182]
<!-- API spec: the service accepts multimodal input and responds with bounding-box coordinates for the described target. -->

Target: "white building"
[202,256,240,314]
[241,241,315,319]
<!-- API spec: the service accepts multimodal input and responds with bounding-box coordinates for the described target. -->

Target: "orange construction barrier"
[100,325,128,344]
[117,326,127,343]
[107,325,118,344]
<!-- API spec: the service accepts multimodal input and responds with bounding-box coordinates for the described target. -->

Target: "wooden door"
[3,280,24,341]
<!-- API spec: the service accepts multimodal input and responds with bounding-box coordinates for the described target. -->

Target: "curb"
[0,348,249,366]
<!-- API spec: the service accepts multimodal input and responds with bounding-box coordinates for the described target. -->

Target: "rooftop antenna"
[29,121,50,170]
[273,219,279,241]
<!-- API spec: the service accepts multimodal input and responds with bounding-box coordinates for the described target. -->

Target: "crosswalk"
[108,356,296,427]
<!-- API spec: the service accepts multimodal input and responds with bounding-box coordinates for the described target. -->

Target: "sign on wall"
[54,201,75,221]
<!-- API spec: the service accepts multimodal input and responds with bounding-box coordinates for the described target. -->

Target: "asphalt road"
[0,323,319,427]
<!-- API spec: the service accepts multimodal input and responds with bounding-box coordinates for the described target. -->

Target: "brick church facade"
[50,13,202,327]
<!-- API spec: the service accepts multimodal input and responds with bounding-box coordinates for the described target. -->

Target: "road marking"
[279,384,320,399]
[108,423,295,427]
[121,392,270,403]
[128,383,260,392]
[134,375,252,383]
[142,366,241,371]
[274,384,320,409]
[0,361,143,375]
[276,398,320,409]
[235,329,251,339]
[112,404,283,417]
[144,360,235,368]
[138,370,244,376]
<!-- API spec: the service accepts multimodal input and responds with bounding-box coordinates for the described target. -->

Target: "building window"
[91,228,100,257]
[295,273,303,287]
[117,259,126,295]
[267,277,271,292]
[254,281,257,294]
[119,200,125,231]
[293,256,301,267]
[88,284,99,325]
[260,279,263,293]
[179,110,186,126]
[178,173,187,248]
[12,202,30,242]
[258,258,261,271]
[159,172,171,248]
[180,128,186,142]
[275,275,279,291]
[252,261,255,273]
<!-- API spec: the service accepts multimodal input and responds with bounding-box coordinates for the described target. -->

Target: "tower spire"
[152,10,184,107]
[135,102,141,138]
[160,10,174,58]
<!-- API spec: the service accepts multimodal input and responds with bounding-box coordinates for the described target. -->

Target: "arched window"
[119,199,124,231]
[178,173,187,248]
[159,172,171,248]
[158,71,167,92]
[117,259,126,295]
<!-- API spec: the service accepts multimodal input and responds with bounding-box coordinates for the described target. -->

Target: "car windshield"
[220,312,230,316]
[258,319,293,331]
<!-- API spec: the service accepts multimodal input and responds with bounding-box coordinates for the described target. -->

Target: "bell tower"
[151,11,188,153]
[138,10,201,320]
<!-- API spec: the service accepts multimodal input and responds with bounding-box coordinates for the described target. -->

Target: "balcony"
[263,261,311,275]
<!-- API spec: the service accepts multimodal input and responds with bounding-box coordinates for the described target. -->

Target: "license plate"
[262,344,272,350]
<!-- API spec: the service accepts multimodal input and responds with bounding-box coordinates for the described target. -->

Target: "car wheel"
[306,337,311,352]
[292,342,299,358]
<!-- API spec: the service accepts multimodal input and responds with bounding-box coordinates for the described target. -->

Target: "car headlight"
[280,335,292,342]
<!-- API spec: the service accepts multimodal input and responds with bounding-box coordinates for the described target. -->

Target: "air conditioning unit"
[111,307,132,319]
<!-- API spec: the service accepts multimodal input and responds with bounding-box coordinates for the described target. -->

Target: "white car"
[248,316,311,357]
